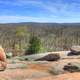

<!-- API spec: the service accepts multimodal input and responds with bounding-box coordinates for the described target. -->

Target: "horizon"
[1,22,80,24]
[0,0,80,23]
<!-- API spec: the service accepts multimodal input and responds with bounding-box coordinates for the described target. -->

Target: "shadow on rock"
[35,54,60,61]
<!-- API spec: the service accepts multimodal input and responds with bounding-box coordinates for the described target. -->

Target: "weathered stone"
[68,51,80,56]
[6,52,13,58]
[35,54,60,61]
[70,46,80,52]
[67,46,80,56]
[0,46,7,71]
[63,63,80,72]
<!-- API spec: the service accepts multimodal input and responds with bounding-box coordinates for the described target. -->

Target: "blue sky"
[0,0,80,23]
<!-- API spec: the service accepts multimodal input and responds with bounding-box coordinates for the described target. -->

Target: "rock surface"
[0,46,7,71]
[35,54,60,61]
[0,59,80,80]
[63,63,80,72]
[70,46,80,52]
[67,46,80,56]
[68,51,80,56]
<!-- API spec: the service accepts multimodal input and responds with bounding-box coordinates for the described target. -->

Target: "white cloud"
[0,15,57,23]
[0,0,80,23]
[0,0,80,15]
[0,0,41,6]
[0,15,80,23]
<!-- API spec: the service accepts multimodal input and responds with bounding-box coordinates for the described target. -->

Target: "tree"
[15,27,27,50]
[25,36,42,55]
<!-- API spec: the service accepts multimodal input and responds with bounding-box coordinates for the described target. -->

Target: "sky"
[0,0,80,23]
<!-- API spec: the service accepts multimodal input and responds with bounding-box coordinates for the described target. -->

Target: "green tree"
[25,36,42,55]
[15,27,27,50]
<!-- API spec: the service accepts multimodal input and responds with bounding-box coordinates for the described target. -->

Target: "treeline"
[0,22,80,55]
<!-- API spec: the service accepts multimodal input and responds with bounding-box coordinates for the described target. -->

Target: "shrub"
[25,36,42,55]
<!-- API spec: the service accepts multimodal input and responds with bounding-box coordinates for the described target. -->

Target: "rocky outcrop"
[68,51,80,56]
[63,63,80,72]
[35,54,60,61]
[67,46,80,56]
[70,46,80,52]
[0,46,7,71]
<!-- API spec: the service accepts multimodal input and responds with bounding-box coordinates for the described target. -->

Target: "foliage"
[15,27,27,37]
[25,36,42,55]
[15,27,27,50]
[1,23,80,56]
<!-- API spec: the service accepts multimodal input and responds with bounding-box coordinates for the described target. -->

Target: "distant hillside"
[0,22,80,55]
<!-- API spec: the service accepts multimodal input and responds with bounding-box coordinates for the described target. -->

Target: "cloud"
[0,15,80,23]
[0,0,41,6]
[0,0,80,15]
[0,15,56,23]
[45,1,80,18]
[0,0,80,23]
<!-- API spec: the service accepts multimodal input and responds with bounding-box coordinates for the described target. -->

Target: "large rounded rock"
[68,46,80,56]
[70,46,80,52]
[0,46,7,71]
[35,54,60,61]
